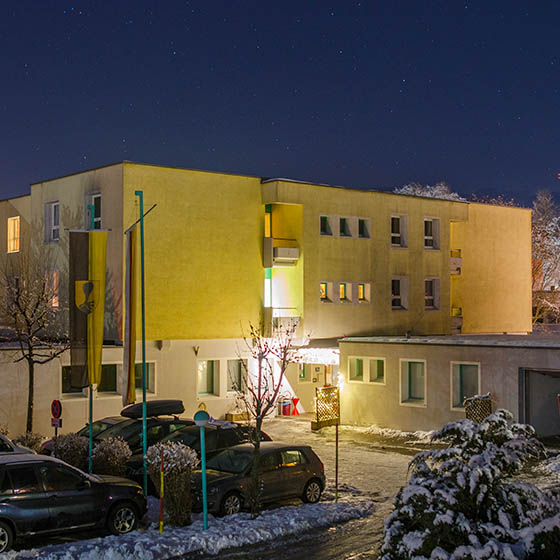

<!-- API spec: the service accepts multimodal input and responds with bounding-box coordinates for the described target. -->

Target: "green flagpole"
[135,190,148,496]
[87,204,94,474]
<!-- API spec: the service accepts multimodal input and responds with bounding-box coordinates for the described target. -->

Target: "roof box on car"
[121,399,185,419]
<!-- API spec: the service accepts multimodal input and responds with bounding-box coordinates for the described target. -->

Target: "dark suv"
[192,442,326,516]
[0,454,147,553]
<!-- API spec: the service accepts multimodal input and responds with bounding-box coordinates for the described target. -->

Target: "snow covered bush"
[394,181,465,201]
[147,441,199,526]
[92,436,131,476]
[14,431,44,452]
[382,410,560,560]
[53,433,89,469]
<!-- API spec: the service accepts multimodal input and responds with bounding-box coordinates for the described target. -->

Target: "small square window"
[369,359,385,383]
[320,282,330,301]
[358,219,370,238]
[320,216,332,236]
[339,217,351,237]
[349,358,364,381]
[452,364,479,408]
[97,364,117,393]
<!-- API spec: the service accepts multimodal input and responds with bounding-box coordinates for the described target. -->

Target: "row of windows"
[319,281,371,304]
[44,195,102,244]
[347,357,480,410]
[61,363,155,395]
[319,213,441,250]
[320,278,440,309]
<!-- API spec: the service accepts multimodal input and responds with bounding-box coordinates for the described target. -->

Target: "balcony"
[450,249,462,275]
[451,306,463,334]
[263,238,300,267]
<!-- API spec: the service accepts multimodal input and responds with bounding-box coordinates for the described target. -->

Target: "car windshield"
[163,428,199,449]
[95,419,138,441]
[206,449,252,474]
[77,420,116,439]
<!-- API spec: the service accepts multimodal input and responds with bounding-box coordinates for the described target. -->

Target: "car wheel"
[220,491,243,516]
[107,502,139,535]
[302,479,322,504]
[0,521,14,553]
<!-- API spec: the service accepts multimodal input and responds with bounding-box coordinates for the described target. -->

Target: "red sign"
[51,399,62,419]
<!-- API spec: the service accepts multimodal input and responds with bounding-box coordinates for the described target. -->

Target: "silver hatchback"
[0,434,34,455]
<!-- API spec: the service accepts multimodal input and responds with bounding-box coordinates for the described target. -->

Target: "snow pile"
[382,410,560,559]
[340,423,433,442]
[6,494,373,559]
[543,453,560,475]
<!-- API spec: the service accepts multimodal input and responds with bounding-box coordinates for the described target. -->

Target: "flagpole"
[87,204,94,474]
[135,190,148,496]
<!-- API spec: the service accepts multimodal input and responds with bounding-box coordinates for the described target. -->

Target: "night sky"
[2,1,559,205]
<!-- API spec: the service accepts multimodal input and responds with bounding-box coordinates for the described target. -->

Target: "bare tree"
[0,243,69,433]
[236,321,299,518]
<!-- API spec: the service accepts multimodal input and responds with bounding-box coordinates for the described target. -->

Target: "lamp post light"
[194,409,210,530]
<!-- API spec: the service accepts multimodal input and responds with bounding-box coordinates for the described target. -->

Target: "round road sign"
[51,399,62,419]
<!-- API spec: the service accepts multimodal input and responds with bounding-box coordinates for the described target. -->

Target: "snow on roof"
[339,334,560,349]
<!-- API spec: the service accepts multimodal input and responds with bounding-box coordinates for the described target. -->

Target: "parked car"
[126,421,271,491]
[0,454,147,553]
[0,434,34,455]
[192,442,326,516]
[40,400,193,456]
[40,416,125,455]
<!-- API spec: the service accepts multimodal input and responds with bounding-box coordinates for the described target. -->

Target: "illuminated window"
[320,216,332,236]
[424,218,440,249]
[264,204,272,237]
[451,363,479,408]
[198,360,218,394]
[339,217,351,237]
[339,283,348,301]
[391,215,407,247]
[320,282,328,301]
[401,360,426,405]
[358,218,370,238]
[425,278,440,309]
[369,359,385,383]
[358,283,365,301]
[7,217,20,253]
[349,358,364,381]
[299,364,311,382]
[45,201,60,242]
[49,270,59,308]
[264,268,272,308]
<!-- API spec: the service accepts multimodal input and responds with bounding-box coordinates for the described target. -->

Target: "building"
[0,162,532,435]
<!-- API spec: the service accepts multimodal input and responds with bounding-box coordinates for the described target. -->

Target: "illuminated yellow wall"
[122,163,264,340]
[264,180,469,338]
[450,203,532,333]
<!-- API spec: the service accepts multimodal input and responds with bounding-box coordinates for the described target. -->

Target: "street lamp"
[194,409,210,530]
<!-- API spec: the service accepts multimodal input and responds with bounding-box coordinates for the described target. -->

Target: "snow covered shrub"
[382,410,560,560]
[0,424,9,436]
[53,433,89,469]
[92,436,131,476]
[14,432,44,452]
[147,441,199,526]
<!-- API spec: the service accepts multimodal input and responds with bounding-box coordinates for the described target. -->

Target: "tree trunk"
[249,415,263,519]
[26,359,34,434]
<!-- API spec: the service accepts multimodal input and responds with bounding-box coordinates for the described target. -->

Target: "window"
[451,363,480,408]
[358,283,365,301]
[61,366,83,395]
[357,282,371,303]
[281,449,307,467]
[424,278,440,310]
[134,362,155,393]
[320,216,332,236]
[198,360,217,394]
[339,282,349,301]
[92,194,102,229]
[358,218,370,239]
[339,217,351,237]
[391,215,407,247]
[227,359,245,392]
[49,269,59,308]
[391,276,408,310]
[41,465,84,491]
[97,364,117,393]
[424,218,440,249]
[45,201,60,242]
[320,282,330,302]
[401,360,426,405]
[7,216,20,253]
[5,466,41,495]
[349,358,364,381]
[369,359,385,383]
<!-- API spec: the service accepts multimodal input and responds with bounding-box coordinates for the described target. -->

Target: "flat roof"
[340,334,560,350]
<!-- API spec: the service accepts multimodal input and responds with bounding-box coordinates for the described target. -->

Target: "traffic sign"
[51,399,62,419]
[51,418,62,428]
